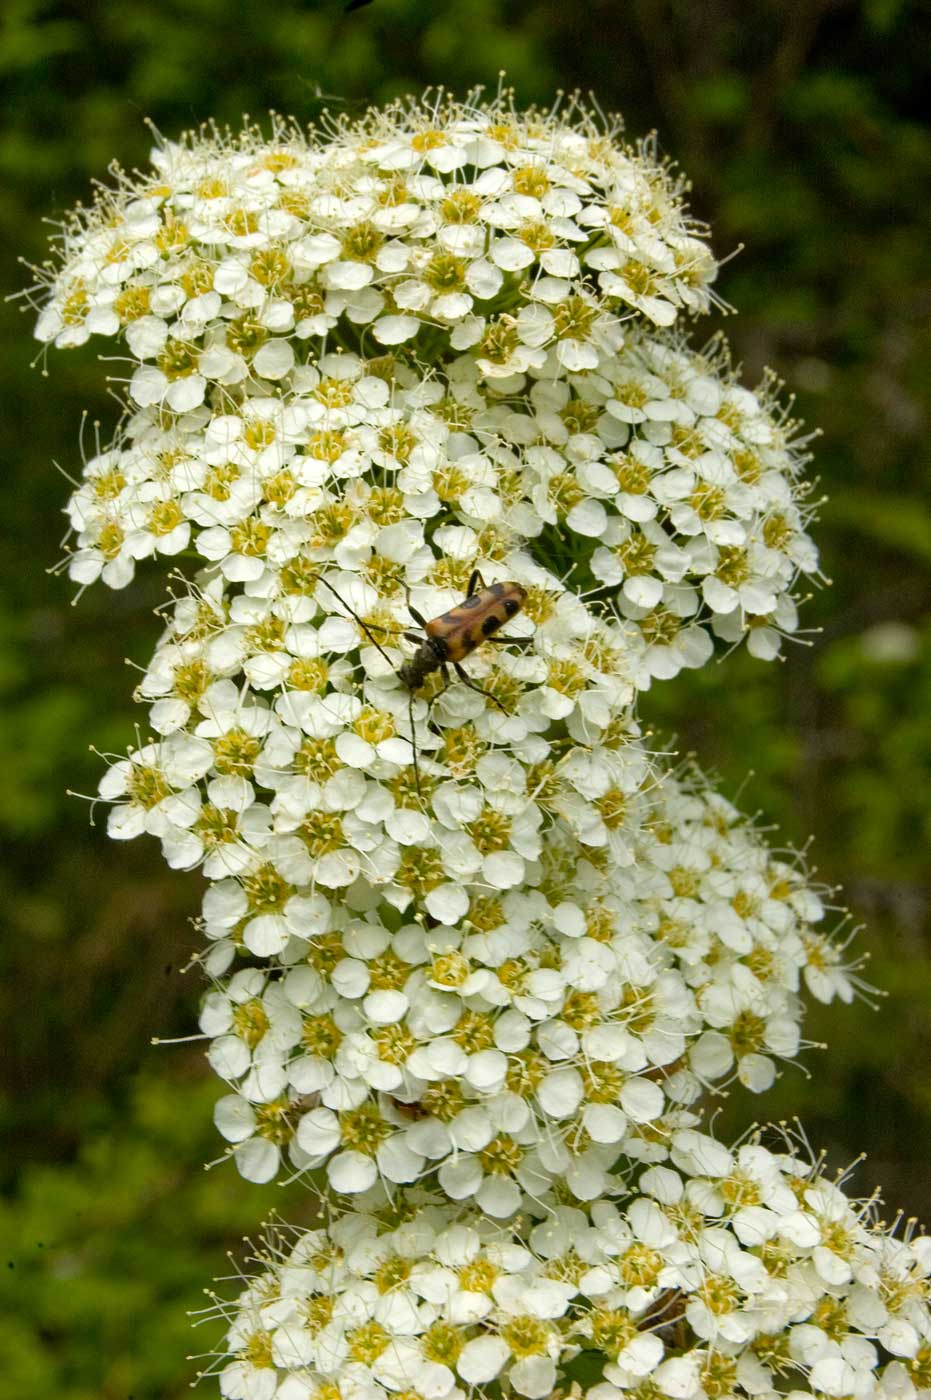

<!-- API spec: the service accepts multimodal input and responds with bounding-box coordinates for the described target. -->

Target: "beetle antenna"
[314,570,426,792]
[314,573,398,670]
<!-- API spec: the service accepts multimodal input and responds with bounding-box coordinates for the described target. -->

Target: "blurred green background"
[1,1,929,1395]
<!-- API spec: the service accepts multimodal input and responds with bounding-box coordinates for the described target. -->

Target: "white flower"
[99,735,213,839]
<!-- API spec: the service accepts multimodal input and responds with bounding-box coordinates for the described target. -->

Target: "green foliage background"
[0,2,929,1395]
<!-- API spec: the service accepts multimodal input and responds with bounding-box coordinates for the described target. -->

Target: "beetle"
[397,570,530,694]
[316,568,531,793]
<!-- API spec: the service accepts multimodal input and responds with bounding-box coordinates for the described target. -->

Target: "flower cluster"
[212,1135,931,1400]
[62,331,818,670]
[198,765,854,1196]
[36,96,816,668]
[36,98,714,364]
[31,96,850,1202]
[30,93,877,1400]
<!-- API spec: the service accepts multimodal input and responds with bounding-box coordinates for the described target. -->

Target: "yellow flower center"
[194,804,239,848]
[157,339,199,380]
[639,609,681,646]
[421,1080,466,1123]
[716,545,750,587]
[368,949,412,991]
[617,532,656,575]
[298,810,345,857]
[728,1009,767,1057]
[697,1274,739,1315]
[229,520,271,558]
[424,252,467,293]
[126,763,170,808]
[689,481,726,521]
[581,1061,624,1103]
[618,1243,664,1287]
[341,221,384,262]
[501,1316,550,1358]
[431,951,470,988]
[591,1307,636,1358]
[213,728,262,777]
[458,1256,499,1292]
[155,212,189,252]
[512,166,550,198]
[467,807,512,855]
[114,286,151,322]
[263,469,298,508]
[224,208,259,237]
[254,1098,295,1145]
[375,1256,412,1293]
[244,419,277,450]
[302,1013,342,1057]
[552,295,597,340]
[233,998,270,1049]
[478,1135,523,1174]
[244,616,286,653]
[242,1332,274,1368]
[288,658,329,692]
[561,991,601,1030]
[411,129,445,152]
[441,189,482,223]
[202,463,239,501]
[172,660,210,703]
[242,863,292,914]
[250,247,291,286]
[373,1024,417,1065]
[762,512,793,551]
[452,1011,496,1052]
[294,736,340,780]
[397,846,446,899]
[340,1104,391,1156]
[347,1321,390,1364]
[226,315,268,359]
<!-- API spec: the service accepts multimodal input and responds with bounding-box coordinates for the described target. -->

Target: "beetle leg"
[424,662,452,724]
[402,630,423,645]
[407,689,421,799]
[392,575,430,630]
[480,634,534,647]
[452,661,509,713]
[466,568,486,598]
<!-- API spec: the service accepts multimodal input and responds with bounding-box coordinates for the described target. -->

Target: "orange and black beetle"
[397,571,529,695]
[316,567,531,794]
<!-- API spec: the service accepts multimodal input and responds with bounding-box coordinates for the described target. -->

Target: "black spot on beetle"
[482,614,501,636]
[460,594,482,609]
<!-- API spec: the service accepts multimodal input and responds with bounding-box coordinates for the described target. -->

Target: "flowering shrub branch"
[28,90,927,1400]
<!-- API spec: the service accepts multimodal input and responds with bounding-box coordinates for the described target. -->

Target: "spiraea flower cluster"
[36,94,818,669]
[31,90,878,1400]
[200,767,853,1198]
[209,1136,931,1400]
[36,97,714,358]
